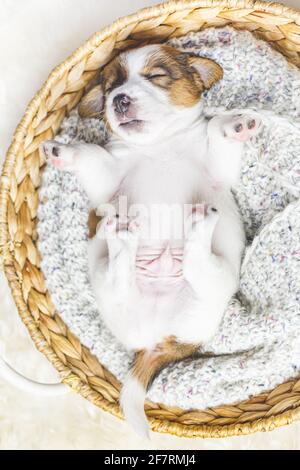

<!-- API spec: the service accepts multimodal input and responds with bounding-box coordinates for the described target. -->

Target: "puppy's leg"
[183,205,221,286]
[183,205,238,303]
[206,113,262,187]
[182,205,239,342]
[99,215,140,298]
[40,141,124,207]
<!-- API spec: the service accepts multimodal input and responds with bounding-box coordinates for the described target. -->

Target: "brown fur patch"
[169,76,203,107]
[131,336,199,390]
[88,210,101,239]
[78,85,104,119]
[142,45,222,107]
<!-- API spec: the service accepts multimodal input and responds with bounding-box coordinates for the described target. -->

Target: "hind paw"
[223,114,262,142]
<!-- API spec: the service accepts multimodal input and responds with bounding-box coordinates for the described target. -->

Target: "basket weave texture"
[1,0,300,438]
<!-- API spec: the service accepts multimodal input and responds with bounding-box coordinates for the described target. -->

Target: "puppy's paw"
[97,215,141,247]
[205,204,219,222]
[118,217,141,247]
[97,215,118,239]
[186,204,219,241]
[40,140,75,170]
[223,114,262,142]
[128,215,144,235]
[187,204,218,227]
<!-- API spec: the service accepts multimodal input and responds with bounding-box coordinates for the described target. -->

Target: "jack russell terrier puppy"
[40,44,262,437]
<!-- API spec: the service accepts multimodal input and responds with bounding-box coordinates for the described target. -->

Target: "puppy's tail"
[120,338,199,439]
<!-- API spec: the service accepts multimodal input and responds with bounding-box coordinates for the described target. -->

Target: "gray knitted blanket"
[37,27,300,410]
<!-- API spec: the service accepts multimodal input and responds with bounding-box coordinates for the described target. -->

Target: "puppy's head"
[79,45,223,144]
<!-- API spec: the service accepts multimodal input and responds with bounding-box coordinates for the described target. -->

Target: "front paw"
[222,114,262,142]
[40,140,75,170]
[98,214,142,243]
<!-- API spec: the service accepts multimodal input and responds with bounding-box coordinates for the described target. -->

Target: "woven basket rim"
[1,0,300,439]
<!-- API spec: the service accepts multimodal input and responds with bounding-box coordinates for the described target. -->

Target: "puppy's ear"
[78,84,104,118]
[188,56,223,89]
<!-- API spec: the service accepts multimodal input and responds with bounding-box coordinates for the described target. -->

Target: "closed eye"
[143,65,171,81]
[145,73,168,80]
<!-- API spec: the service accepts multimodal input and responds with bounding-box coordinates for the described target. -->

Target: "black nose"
[113,94,131,114]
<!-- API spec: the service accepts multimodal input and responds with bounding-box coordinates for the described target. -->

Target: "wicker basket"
[1,0,300,439]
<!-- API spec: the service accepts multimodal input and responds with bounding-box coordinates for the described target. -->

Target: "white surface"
[0,0,300,450]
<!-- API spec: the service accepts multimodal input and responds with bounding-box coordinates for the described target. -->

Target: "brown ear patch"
[188,56,223,89]
[78,85,104,118]
[102,55,128,94]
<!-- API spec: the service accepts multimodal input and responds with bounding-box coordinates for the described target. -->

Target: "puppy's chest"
[117,153,203,205]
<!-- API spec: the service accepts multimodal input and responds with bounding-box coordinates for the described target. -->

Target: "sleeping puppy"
[41,44,261,438]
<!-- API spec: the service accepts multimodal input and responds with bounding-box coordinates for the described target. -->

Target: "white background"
[0,0,300,449]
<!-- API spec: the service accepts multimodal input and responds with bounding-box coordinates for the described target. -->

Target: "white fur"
[120,374,149,440]
[40,45,262,435]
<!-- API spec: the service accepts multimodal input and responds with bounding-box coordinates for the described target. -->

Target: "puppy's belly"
[97,276,223,351]
[135,246,183,283]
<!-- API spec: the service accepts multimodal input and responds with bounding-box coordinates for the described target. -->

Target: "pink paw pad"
[224,115,262,142]
[50,157,66,169]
